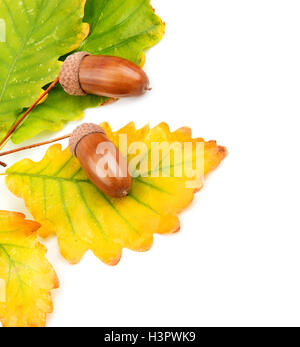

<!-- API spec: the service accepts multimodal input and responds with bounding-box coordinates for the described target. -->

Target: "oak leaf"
[10,0,165,143]
[0,0,89,141]
[5,123,227,265]
[0,211,58,327]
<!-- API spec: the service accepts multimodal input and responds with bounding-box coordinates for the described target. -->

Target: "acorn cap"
[59,52,90,96]
[69,123,106,157]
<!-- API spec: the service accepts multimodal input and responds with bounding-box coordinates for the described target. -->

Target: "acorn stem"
[0,77,60,152]
[0,134,71,167]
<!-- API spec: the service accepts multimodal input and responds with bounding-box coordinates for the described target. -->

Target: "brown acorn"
[0,54,150,154]
[59,52,150,98]
[69,123,132,198]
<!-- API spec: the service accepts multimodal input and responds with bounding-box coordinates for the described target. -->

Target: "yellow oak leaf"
[0,211,58,327]
[5,123,227,265]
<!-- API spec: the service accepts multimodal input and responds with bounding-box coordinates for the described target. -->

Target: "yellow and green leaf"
[11,0,165,144]
[0,211,58,327]
[5,123,227,265]
[0,0,89,141]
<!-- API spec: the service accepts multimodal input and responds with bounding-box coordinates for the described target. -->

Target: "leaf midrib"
[7,171,91,184]
[7,170,173,196]
[88,0,111,33]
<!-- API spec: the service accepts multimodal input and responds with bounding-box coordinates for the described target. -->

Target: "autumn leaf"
[0,211,58,327]
[0,0,89,141]
[5,123,227,265]
[11,0,165,144]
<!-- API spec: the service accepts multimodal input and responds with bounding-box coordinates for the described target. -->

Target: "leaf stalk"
[0,78,60,152]
[0,134,71,167]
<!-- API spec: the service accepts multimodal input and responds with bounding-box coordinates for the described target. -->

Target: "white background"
[1,0,300,327]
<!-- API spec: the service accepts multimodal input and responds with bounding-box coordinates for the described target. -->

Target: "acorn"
[69,123,132,198]
[0,53,150,154]
[59,52,150,98]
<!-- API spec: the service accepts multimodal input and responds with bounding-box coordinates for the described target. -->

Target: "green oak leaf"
[11,0,165,144]
[0,0,89,141]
